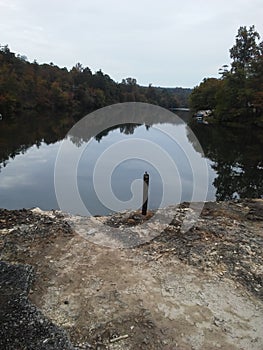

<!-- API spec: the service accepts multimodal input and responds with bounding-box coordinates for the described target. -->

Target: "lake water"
[0,108,262,216]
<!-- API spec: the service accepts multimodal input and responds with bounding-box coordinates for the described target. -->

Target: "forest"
[0,46,191,119]
[189,26,263,126]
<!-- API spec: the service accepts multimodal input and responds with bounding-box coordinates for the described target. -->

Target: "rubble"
[0,261,74,350]
[0,199,263,349]
[142,200,263,300]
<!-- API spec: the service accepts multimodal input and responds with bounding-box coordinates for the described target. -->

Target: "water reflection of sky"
[0,122,217,215]
[0,143,60,210]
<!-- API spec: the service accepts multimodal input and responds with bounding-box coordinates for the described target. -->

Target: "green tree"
[189,26,263,124]
[189,78,222,111]
[230,25,260,76]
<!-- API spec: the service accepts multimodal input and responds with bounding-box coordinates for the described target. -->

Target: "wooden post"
[142,171,149,215]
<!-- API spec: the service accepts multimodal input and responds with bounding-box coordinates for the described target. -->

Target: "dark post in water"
[142,171,149,215]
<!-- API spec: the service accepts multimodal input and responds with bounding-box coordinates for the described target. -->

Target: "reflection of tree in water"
[95,123,149,142]
[68,123,148,147]
[0,117,151,171]
[0,113,75,172]
[188,123,263,200]
[2,112,262,202]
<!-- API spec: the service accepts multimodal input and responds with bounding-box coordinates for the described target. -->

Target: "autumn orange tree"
[0,45,181,119]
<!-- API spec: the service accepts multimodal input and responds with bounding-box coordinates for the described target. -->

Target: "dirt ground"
[0,200,263,349]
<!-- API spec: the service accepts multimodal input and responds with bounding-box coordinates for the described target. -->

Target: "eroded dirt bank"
[0,199,263,349]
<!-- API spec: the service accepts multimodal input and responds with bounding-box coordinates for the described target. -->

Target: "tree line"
[189,26,263,125]
[0,46,190,119]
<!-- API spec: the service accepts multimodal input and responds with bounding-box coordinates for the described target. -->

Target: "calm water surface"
[0,112,262,215]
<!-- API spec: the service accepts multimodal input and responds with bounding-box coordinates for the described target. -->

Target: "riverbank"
[0,199,263,349]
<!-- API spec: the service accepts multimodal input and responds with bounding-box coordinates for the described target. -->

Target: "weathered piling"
[142,171,149,215]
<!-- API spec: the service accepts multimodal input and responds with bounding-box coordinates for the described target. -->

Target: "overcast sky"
[0,0,262,87]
